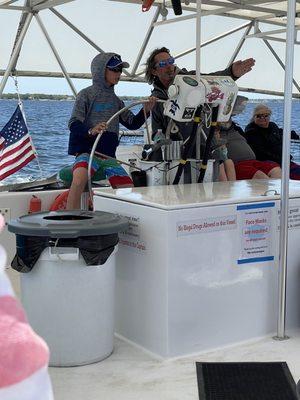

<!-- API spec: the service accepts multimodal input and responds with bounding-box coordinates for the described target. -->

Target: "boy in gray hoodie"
[67,52,156,209]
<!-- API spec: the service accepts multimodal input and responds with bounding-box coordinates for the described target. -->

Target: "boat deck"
[49,331,300,400]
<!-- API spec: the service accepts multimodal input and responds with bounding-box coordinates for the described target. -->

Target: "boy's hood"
[91,52,117,88]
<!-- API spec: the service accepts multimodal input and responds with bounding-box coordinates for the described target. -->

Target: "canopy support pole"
[0,11,33,95]
[259,28,300,93]
[134,21,252,78]
[275,0,296,340]
[196,0,202,81]
[227,22,253,66]
[131,6,161,76]
[48,7,132,78]
[35,13,77,97]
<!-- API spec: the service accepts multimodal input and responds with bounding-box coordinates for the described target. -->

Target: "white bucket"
[138,160,166,186]
[21,246,117,367]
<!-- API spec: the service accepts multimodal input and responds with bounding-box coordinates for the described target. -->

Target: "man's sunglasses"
[155,57,175,68]
[107,66,123,73]
[255,113,271,119]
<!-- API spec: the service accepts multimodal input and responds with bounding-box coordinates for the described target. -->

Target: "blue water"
[0,98,300,183]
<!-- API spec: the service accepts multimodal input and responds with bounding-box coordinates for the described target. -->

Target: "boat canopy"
[0,0,299,97]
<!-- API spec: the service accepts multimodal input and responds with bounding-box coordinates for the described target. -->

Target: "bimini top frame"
[0,0,299,97]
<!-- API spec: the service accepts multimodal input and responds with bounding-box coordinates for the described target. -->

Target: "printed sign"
[118,214,146,252]
[237,202,275,264]
[277,206,300,230]
[177,215,237,237]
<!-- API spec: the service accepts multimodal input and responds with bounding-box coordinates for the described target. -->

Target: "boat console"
[93,179,300,358]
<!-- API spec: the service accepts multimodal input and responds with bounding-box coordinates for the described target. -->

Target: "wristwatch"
[88,129,93,136]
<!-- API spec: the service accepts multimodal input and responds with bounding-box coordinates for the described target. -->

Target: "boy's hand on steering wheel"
[88,122,107,136]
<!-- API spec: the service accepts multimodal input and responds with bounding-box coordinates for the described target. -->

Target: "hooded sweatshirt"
[244,121,289,165]
[68,52,146,157]
[151,66,235,142]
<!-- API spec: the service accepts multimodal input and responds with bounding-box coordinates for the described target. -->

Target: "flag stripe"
[0,152,36,178]
[0,154,36,181]
[0,146,35,173]
[0,136,31,162]
[0,138,32,166]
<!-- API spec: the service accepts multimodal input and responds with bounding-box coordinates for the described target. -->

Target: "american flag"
[0,105,36,181]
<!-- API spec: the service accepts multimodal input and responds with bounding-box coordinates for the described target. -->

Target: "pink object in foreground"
[0,295,49,387]
[0,214,54,399]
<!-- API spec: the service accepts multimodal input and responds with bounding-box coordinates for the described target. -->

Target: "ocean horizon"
[0,98,300,184]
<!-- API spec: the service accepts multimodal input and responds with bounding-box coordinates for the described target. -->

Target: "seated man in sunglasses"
[67,52,156,209]
[145,47,255,144]
[244,104,300,180]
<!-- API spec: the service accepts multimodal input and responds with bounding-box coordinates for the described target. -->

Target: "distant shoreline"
[1,94,298,102]
[0,93,148,101]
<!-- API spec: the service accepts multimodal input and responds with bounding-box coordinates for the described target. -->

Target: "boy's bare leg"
[66,167,88,210]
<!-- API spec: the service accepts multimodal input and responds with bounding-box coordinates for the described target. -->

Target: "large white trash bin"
[8,210,128,367]
[21,246,117,366]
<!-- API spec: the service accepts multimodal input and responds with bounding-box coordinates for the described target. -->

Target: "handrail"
[87,99,165,206]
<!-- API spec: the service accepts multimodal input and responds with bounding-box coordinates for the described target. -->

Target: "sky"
[0,0,299,99]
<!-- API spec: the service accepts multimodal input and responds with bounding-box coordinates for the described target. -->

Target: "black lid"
[7,210,128,238]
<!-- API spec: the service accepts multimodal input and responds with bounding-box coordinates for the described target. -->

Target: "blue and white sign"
[237,202,275,264]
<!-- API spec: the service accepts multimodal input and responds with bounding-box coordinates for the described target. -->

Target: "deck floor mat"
[196,361,298,400]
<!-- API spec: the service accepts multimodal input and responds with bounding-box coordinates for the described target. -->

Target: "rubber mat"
[196,362,298,400]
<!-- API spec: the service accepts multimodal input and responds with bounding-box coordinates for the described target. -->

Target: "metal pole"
[227,22,253,67]
[35,13,77,97]
[131,6,160,76]
[275,0,296,340]
[49,7,129,78]
[112,22,256,78]
[49,8,105,53]
[0,12,33,95]
[259,29,300,93]
[178,22,252,60]
[196,0,202,81]
[9,0,31,73]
